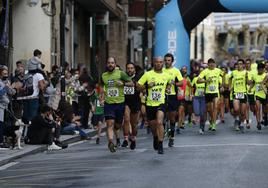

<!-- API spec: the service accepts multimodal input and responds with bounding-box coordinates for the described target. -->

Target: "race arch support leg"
[154,0,189,70]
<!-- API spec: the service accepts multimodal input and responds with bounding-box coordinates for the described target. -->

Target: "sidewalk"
[0,128,101,166]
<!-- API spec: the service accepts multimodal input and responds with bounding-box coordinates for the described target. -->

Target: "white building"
[214,13,268,31]
[13,0,52,71]
[190,15,216,61]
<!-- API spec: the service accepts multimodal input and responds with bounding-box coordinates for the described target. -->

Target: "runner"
[249,63,267,130]
[100,57,133,153]
[163,53,183,147]
[121,62,142,150]
[197,58,223,131]
[191,66,206,134]
[139,90,149,133]
[182,66,194,127]
[137,56,171,154]
[176,68,189,133]
[219,66,229,123]
[229,59,248,132]
[91,84,104,144]
[245,58,256,129]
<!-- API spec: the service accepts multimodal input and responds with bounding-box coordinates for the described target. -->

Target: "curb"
[0,129,102,166]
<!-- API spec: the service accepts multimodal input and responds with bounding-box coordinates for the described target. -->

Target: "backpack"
[21,73,34,96]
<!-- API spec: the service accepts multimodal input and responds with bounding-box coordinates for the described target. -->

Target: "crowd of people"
[99,54,268,155]
[0,49,99,150]
[0,49,267,154]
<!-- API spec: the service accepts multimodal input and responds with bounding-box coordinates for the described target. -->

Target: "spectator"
[27,49,43,71]
[22,52,46,124]
[11,64,25,119]
[57,100,89,140]
[15,61,24,69]
[51,65,60,88]
[25,105,66,150]
[0,65,17,148]
[78,65,96,129]
[70,69,80,115]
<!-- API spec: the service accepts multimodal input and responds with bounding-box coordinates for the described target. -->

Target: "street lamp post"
[201,21,205,61]
[60,0,66,101]
[142,0,148,69]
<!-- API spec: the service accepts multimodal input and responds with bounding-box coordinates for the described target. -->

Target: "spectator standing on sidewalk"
[0,65,18,148]
[11,63,25,120]
[23,50,46,124]
[78,65,96,129]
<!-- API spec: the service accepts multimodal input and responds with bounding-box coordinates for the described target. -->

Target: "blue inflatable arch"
[155,0,268,69]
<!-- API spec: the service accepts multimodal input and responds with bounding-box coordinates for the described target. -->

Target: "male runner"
[229,59,248,132]
[122,62,142,150]
[137,56,171,154]
[198,58,223,131]
[163,53,183,147]
[101,57,132,153]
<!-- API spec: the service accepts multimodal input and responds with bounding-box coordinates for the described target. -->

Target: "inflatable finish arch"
[155,0,268,69]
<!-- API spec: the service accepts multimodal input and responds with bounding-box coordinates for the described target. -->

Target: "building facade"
[5,0,129,79]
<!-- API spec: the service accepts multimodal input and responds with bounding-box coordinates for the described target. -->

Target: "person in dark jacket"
[26,105,66,150]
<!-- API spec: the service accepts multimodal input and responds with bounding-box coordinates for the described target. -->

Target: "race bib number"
[107,88,119,97]
[235,93,245,99]
[208,85,216,92]
[123,86,135,95]
[256,84,263,92]
[96,100,101,107]
[177,89,184,97]
[151,91,162,101]
[197,89,204,96]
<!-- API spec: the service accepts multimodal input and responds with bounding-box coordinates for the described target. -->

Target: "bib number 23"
[124,86,134,95]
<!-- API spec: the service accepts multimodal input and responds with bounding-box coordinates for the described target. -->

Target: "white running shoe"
[216,119,221,125]
[48,142,62,151]
[205,120,210,126]
[199,129,204,135]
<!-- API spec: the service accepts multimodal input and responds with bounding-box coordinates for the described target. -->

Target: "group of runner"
[99,54,268,154]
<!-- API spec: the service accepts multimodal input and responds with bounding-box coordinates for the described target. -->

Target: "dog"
[4,119,27,149]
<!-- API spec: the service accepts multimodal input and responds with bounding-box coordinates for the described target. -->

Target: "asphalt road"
[0,115,268,188]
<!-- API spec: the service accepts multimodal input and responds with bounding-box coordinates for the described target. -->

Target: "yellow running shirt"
[252,73,267,99]
[138,70,170,106]
[198,68,222,94]
[231,70,247,95]
[163,67,183,95]
[247,69,255,95]
[192,77,205,97]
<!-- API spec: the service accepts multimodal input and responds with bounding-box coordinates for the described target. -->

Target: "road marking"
[5,166,122,172]
[68,140,88,147]
[0,162,19,171]
[20,159,130,165]
[3,183,49,186]
[0,168,117,181]
[173,143,268,148]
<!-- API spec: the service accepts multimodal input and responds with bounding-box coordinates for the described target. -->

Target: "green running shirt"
[101,69,131,104]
